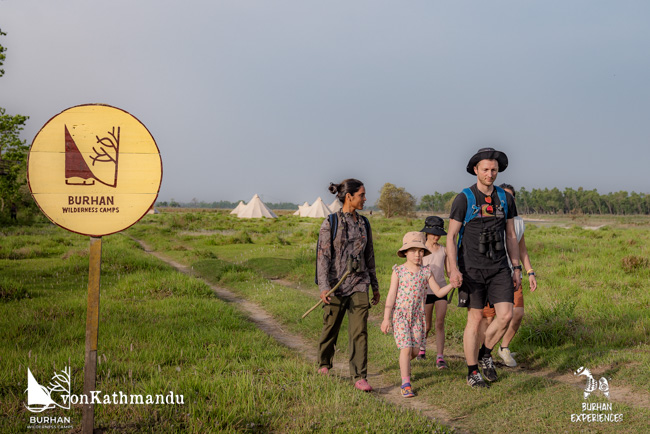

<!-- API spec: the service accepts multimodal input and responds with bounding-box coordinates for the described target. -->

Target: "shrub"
[621,255,649,273]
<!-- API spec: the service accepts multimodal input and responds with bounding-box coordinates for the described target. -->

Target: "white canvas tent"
[293,201,310,216]
[328,198,342,213]
[304,197,332,218]
[237,194,277,219]
[230,201,246,215]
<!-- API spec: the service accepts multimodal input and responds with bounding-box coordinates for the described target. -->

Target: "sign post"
[82,236,102,432]
[28,104,163,433]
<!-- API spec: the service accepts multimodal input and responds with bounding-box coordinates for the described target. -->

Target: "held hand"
[512,270,522,289]
[380,319,391,334]
[371,289,381,306]
[450,269,463,288]
[320,290,331,305]
[529,275,537,292]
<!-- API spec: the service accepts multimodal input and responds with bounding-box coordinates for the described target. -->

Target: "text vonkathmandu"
[571,403,623,423]
[61,391,184,405]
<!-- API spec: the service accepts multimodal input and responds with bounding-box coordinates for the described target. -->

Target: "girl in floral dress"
[381,232,455,398]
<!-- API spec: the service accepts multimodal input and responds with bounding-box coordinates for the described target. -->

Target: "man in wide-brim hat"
[446,147,522,389]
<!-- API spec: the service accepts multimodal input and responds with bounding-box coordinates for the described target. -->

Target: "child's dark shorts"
[425,293,448,304]
[457,267,514,309]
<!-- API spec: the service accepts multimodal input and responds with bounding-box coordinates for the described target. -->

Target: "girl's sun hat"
[397,232,431,257]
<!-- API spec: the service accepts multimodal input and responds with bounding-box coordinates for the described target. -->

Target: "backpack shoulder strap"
[329,213,338,242]
[457,188,480,250]
[360,215,370,233]
[495,186,508,218]
[315,212,339,285]
[360,214,371,250]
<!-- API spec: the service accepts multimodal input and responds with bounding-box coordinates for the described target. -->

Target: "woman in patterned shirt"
[316,178,380,392]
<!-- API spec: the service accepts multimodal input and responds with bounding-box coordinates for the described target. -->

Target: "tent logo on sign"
[65,125,120,187]
[24,367,71,413]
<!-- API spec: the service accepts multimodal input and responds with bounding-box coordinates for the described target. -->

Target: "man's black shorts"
[457,267,514,309]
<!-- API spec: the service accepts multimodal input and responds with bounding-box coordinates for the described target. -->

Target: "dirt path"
[130,237,467,432]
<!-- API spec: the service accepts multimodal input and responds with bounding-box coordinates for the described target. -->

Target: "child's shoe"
[416,349,426,360]
[436,356,448,370]
[400,383,415,398]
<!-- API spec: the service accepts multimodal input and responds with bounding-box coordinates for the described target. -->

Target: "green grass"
[124,210,650,433]
[1,224,448,433]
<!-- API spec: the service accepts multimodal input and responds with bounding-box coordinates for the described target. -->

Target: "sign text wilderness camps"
[62,196,119,214]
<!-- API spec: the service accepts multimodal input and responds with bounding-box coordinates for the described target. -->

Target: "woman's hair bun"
[328,182,339,195]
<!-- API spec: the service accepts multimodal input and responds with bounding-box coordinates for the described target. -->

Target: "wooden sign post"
[27,104,163,433]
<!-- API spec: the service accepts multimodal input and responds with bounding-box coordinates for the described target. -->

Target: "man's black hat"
[420,216,447,236]
[466,147,509,175]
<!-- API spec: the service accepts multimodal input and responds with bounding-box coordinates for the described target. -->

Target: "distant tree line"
[510,187,650,215]
[419,187,650,215]
[376,183,650,217]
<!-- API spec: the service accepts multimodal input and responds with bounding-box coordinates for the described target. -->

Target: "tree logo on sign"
[65,125,119,187]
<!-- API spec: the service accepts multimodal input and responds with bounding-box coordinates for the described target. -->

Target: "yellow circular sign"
[28,104,163,237]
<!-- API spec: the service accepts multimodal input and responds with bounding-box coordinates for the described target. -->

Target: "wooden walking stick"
[302,256,359,319]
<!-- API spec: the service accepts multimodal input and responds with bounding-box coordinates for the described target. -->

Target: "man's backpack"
[314,212,371,285]
[457,186,508,250]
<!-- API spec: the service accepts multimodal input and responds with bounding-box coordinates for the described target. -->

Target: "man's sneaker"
[467,370,489,388]
[498,346,517,367]
[436,357,448,370]
[479,355,498,382]
[416,350,426,360]
[400,383,415,398]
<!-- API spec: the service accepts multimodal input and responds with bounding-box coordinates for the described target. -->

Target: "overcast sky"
[2,1,649,204]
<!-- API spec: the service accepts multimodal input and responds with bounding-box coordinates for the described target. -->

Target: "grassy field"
[2,211,649,432]
[0,224,448,433]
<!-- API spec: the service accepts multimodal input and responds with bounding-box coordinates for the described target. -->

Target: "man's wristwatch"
[513,265,522,272]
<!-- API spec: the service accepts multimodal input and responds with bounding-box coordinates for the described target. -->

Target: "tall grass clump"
[621,255,649,273]
[518,299,583,348]
[0,276,28,301]
[205,230,253,246]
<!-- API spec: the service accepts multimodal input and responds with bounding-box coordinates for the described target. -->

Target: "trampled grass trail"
[129,222,650,434]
